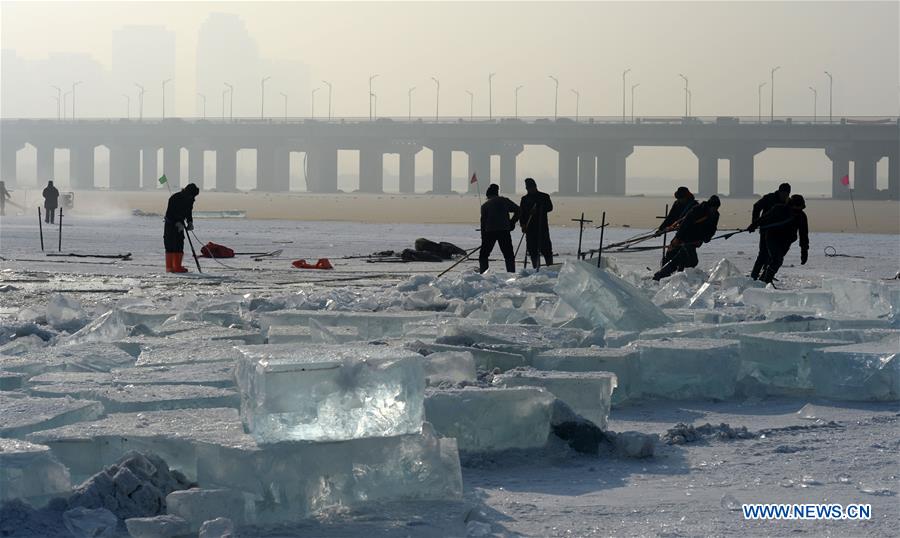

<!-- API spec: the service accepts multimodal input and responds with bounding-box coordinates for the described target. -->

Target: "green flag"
[158,174,168,185]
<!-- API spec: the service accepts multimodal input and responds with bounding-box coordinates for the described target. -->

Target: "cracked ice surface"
[236,343,425,443]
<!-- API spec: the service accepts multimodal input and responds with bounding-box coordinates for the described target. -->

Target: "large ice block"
[0,393,104,438]
[707,258,743,282]
[135,341,244,367]
[421,351,477,386]
[0,438,71,503]
[46,294,88,332]
[493,368,616,429]
[823,278,893,317]
[265,325,312,344]
[256,309,445,339]
[31,383,239,413]
[630,338,741,400]
[421,343,528,372]
[0,343,135,376]
[809,340,899,401]
[555,261,671,331]
[110,362,236,388]
[116,303,179,330]
[653,274,697,308]
[62,310,128,345]
[738,332,855,395]
[424,387,555,452]
[195,423,462,522]
[436,321,604,360]
[236,344,425,443]
[742,288,834,315]
[532,347,640,405]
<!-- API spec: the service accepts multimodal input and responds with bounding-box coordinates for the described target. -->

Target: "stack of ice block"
[629,338,741,400]
[739,332,855,395]
[809,340,899,401]
[532,347,640,405]
[0,438,71,504]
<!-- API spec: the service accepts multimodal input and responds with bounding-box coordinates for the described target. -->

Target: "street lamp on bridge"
[322,80,333,120]
[408,86,415,122]
[571,88,580,122]
[71,81,82,120]
[261,76,271,119]
[808,86,817,123]
[757,82,766,123]
[431,76,440,121]
[134,83,145,121]
[630,83,639,123]
[221,89,228,120]
[466,90,474,121]
[770,66,780,122]
[824,71,833,123]
[224,83,234,121]
[371,92,378,119]
[162,78,172,119]
[369,74,379,121]
[514,85,523,119]
[687,89,692,116]
[677,73,689,117]
[488,72,496,120]
[548,75,558,120]
[622,68,631,122]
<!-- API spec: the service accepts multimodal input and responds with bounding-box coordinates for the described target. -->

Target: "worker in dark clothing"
[653,195,721,281]
[0,181,10,216]
[756,194,808,284]
[479,183,519,274]
[747,182,791,280]
[163,183,200,273]
[42,180,59,224]
[657,186,697,233]
[519,177,554,269]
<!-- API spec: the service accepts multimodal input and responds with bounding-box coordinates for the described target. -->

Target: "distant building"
[196,13,261,119]
[112,25,176,118]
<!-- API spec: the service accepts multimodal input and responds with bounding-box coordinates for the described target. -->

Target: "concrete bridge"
[1,116,897,199]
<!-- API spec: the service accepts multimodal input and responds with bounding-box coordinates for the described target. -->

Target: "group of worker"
[476,178,809,285]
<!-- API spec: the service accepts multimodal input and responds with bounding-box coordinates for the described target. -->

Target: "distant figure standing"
[657,186,697,233]
[755,194,808,284]
[479,183,519,273]
[0,181,10,216]
[519,177,554,269]
[164,183,200,273]
[42,180,59,223]
[747,182,791,280]
[653,195,721,281]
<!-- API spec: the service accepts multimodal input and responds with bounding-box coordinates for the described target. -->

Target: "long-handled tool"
[659,203,669,268]
[183,221,202,273]
[38,207,44,251]
[710,228,747,241]
[514,206,537,270]
[57,207,63,252]
[595,211,607,268]
[571,213,592,260]
[437,245,481,278]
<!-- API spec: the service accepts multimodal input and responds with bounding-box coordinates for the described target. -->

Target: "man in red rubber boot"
[163,183,199,273]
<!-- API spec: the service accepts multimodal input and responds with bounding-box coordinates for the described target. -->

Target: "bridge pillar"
[307,145,337,193]
[1,142,19,187]
[690,147,718,196]
[109,145,140,190]
[852,146,879,200]
[826,145,851,200]
[163,146,181,188]
[274,148,290,192]
[36,145,55,185]
[142,148,158,189]
[215,146,237,192]
[70,145,95,190]
[499,145,522,195]
[596,145,632,196]
[889,150,899,200]
[467,150,491,194]
[187,147,204,187]
[578,153,596,195]
[256,145,275,192]
[431,147,452,194]
[728,149,757,197]
[398,147,419,194]
[359,145,384,193]
[556,146,578,196]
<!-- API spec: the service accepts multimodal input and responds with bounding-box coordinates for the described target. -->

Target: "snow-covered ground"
[0,214,898,537]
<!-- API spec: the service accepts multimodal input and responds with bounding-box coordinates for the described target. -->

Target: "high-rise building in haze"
[112,25,176,118]
[196,13,261,119]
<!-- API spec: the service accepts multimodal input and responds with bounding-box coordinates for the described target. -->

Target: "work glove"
[185,222,194,231]
[175,222,185,232]
[801,249,808,265]
[746,224,757,233]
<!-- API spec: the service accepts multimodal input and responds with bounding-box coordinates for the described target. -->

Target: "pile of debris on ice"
[1,257,898,532]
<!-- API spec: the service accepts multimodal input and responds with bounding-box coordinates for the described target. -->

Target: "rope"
[823,245,865,259]
[188,229,248,271]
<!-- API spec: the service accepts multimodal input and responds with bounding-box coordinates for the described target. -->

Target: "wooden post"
[38,207,44,251]
[58,207,63,252]
[596,211,607,268]
[571,212,593,260]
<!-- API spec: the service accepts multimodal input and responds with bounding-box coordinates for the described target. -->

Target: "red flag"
[840,174,850,186]
[470,173,478,184]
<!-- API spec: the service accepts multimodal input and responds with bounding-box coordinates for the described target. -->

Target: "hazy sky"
[2,1,898,118]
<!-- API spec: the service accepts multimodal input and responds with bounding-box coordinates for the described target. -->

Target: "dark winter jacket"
[42,185,60,209]
[750,191,785,227]
[165,190,196,226]
[480,195,519,233]
[659,195,698,231]
[758,204,809,251]
[519,191,553,234]
[674,201,719,244]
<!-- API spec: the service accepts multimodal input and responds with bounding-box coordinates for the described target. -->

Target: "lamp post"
[514,85,523,119]
[466,90,474,121]
[571,89,580,122]
[770,65,780,121]
[134,83,145,121]
[488,72,495,119]
[71,81,82,120]
[122,94,130,119]
[322,80,332,120]
[51,85,61,120]
[261,76,271,119]
[757,82,766,123]
[224,82,234,121]
[162,78,172,119]
[630,83,639,123]
[221,89,227,120]
[197,93,206,118]
[280,92,288,121]
[311,87,319,119]
[371,92,378,119]
[687,89,692,116]
[408,86,415,122]
[431,76,440,121]
[548,75,558,119]
[808,86,817,123]
[368,74,379,121]
[622,68,631,122]
[824,70,833,123]
[678,73,688,117]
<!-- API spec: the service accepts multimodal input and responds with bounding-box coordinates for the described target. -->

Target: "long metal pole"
[466,90,473,120]
[224,83,234,121]
[368,74,378,121]
[678,74,688,117]
[58,207,63,252]
[622,68,631,122]
[431,77,440,121]
[261,76,271,119]
[38,207,44,251]
[596,211,607,268]
[824,71,833,123]
[408,86,415,121]
[571,89,579,122]
[322,80,332,120]
[758,82,766,123]
[809,86,817,123]
[770,66,780,121]
[548,75,558,119]
[71,81,82,120]
[488,72,495,119]
[515,85,522,119]
[631,83,639,123]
